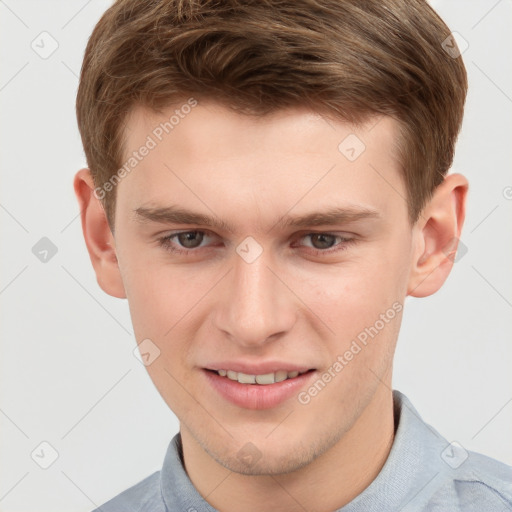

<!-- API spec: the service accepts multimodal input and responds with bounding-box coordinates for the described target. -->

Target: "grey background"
[0,1,511,510]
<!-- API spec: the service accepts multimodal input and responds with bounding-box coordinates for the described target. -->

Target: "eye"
[303,233,337,250]
[158,230,213,254]
[157,230,356,257]
[296,232,355,255]
[173,231,205,249]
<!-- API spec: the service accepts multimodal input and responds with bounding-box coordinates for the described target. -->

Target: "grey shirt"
[92,390,512,511]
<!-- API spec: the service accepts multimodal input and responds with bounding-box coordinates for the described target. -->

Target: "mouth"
[203,367,317,409]
[206,368,312,385]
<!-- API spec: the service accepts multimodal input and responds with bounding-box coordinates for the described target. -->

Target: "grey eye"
[176,231,204,249]
[307,233,337,250]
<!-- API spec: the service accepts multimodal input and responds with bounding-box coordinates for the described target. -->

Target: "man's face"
[112,101,414,474]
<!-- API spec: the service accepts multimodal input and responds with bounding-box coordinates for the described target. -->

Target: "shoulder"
[90,470,165,512]
[426,450,512,511]
[390,391,512,512]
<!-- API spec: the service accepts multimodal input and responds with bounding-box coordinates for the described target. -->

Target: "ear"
[407,173,468,297]
[73,168,126,299]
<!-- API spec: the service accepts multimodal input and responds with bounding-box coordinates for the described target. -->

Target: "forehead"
[117,101,406,232]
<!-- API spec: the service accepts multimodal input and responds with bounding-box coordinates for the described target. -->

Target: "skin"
[74,100,468,511]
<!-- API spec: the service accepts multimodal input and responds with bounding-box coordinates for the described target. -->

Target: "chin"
[203,424,343,476]
[216,447,315,476]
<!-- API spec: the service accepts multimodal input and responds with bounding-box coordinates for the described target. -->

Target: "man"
[74,0,512,510]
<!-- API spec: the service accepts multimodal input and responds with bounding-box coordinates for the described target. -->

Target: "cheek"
[118,248,192,338]
[125,270,196,338]
[297,266,404,403]
[122,262,203,406]
[302,255,405,331]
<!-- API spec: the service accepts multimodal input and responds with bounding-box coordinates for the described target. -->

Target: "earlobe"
[73,168,127,299]
[407,173,468,298]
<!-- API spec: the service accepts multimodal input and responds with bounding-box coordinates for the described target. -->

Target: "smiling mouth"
[206,369,313,385]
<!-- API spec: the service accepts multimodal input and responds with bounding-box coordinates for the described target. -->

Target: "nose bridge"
[217,244,296,346]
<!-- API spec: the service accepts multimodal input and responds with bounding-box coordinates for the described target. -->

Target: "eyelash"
[157,230,356,257]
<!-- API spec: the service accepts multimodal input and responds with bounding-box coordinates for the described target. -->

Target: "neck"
[181,385,395,512]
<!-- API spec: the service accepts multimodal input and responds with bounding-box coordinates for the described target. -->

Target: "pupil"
[312,233,335,249]
[178,231,203,248]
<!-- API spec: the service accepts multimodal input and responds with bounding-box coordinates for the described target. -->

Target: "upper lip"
[204,361,314,374]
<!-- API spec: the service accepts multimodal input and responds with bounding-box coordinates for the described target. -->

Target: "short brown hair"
[76,0,467,227]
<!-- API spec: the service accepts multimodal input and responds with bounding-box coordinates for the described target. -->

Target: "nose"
[213,246,297,349]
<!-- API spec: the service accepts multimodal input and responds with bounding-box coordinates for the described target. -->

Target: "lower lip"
[203,369,316,410]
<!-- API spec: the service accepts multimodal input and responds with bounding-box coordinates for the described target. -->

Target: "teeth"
[275,370,288,382]
[216,369,307,384]
[237,372,256,384]
[255,373,275,385]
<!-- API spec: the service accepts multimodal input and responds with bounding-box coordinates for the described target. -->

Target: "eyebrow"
[133,205,381,233]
